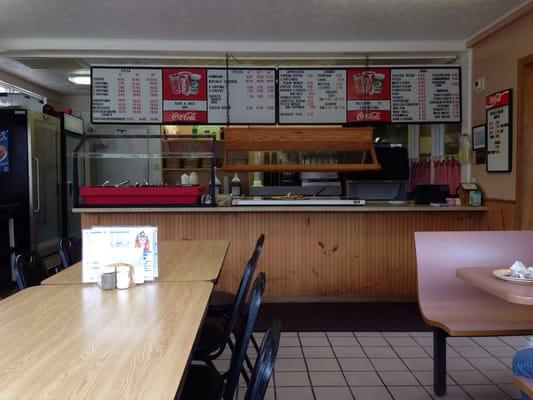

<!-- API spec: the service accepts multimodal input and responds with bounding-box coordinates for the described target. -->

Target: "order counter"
[76,204,487,302]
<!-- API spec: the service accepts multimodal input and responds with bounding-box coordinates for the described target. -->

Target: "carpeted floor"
[255,302,431,332]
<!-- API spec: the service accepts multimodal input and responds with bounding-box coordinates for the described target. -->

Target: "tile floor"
[214,331,532,400]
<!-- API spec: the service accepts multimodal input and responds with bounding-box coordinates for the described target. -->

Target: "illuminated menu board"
[278,69,346,124]
[91,68,162,123]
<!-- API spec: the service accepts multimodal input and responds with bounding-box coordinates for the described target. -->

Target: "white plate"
[492,269,533,284]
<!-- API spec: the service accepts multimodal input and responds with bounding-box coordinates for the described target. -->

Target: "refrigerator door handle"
[32,156,41,213]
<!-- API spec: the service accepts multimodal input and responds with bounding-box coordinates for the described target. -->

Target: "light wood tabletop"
[0,282,213,399]
[42,240,229,285]
[457,267,533,305]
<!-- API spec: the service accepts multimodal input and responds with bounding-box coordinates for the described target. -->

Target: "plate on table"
[492,269,533,284]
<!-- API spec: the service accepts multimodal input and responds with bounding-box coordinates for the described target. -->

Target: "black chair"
[208,234,265,315]
[59,236,82,269]
[15,251,49,289]
[180,273,267,400]
[243,320,281,400]
[193,255,258,365]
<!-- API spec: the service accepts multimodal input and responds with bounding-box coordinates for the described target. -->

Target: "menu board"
[486,89,512,172]
[206,69,276,123]
[278,69,346,124]
[92,68,162,123]
[391,68,461,123]
[92,65,461,125]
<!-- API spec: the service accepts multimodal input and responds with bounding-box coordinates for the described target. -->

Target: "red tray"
[80,185,205,205]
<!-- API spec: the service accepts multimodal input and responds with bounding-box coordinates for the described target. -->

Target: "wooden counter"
[77,205,486,302]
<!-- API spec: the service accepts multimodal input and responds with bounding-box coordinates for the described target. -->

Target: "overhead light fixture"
[68,75,91,85]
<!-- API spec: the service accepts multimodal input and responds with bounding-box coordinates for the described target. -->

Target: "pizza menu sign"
[91,66,461,124]
[92,67,276,124]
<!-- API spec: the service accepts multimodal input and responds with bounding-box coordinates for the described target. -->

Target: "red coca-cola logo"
[171,112,197,121]
[486,90,510,109]
[355,111,382,121]
[487,94,502,107]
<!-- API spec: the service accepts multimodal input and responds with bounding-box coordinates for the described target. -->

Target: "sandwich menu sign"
[91,65,461,125]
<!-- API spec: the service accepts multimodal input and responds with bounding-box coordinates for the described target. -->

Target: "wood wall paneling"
[481,199,517,230]
[82,211,482,301]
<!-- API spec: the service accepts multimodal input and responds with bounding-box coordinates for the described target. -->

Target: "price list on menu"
[391,68,460,123]
[207,69,276,123]
[92,68,162,123]
[278,69,346,123]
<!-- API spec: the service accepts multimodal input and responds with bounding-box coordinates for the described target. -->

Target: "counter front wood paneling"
[81,209,483,301]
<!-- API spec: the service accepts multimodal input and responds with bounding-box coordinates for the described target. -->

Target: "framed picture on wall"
[472,124,486,150]
[485,89,512,173]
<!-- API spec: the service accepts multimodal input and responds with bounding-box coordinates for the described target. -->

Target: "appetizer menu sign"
[486,89,512,172]
[278,69,346,123]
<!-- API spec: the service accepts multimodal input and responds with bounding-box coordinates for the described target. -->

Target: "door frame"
[517,54,533,228]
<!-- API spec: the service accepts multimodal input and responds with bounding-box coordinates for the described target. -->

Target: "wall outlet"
[473,77,485,92]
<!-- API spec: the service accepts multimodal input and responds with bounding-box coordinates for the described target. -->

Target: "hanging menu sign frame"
[91,65,461,125]
[485,89,512,173]
[91,66,277,125]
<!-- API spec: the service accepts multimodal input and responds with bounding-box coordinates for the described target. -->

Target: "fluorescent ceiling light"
[68,75,91,85]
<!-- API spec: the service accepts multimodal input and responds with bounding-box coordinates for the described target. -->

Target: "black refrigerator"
[0,108,62,282]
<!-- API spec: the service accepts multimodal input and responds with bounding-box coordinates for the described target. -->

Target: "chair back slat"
[223,273,266,400]
[59,237,82,269]
[244,320,281,400]
[15,251,48,289]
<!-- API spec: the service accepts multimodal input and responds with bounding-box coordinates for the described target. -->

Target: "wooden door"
[518,55,533,229]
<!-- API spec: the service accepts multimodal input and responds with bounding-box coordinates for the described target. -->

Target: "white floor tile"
[355,332,383,337]
[344,371,383,386]
[484,346,517,358]
[447,370,491,385]
[447,337,477,347]
[358,337,390,347]
[385,337,420,347]
[383,332,410,337]
[497,383,522,399]
[379,371,419,386]
[306,358,341,372]
[498,357,514,368]
[275,358,308,372]
[326,331,355,337]
[277,346,304,359]
[426,385,471,399]
[299,332,326,337]
[467,357,509,371]
[302,346,335,359]
[388,385,432,400]
[409,331,433,337]
[394,346,429,358]
[414,337,434,346]
[350,386,393,400]
[479,369,514,384]
[452,346,491,358]
[371,358,408,372]
[446,358,475,371]
[333,346,367,358]
[364,346,398,359]
[281,331,298,337]
[402,357,433,371]
[300,336,330,347]
[275,371,311,387]
[338,358,374,372]
[275,386,314,400]
[314,386,353,400]
[412,371,454,386]
[461,384,511,400]
[472,337,505,346]
[279,336,301,347]
[329,336,359,346]
[309,371,346,386]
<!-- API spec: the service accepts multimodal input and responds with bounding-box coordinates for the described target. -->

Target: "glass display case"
[73,134,216,207]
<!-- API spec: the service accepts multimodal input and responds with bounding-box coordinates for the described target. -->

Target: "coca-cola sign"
[347,110,391,123]
[163,110,207,123]
[486,90,510,110]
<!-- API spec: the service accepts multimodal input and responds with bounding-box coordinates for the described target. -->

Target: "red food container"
[79,185,206,206]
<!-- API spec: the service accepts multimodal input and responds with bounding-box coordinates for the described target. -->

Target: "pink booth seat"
[414,230,533,397]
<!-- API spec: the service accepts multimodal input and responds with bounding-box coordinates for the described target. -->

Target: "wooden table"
[42,240,229,285]
[0,283,213,399]
[456,267,533,305]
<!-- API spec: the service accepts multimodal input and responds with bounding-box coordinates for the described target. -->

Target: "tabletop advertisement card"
[82,226,158,283]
